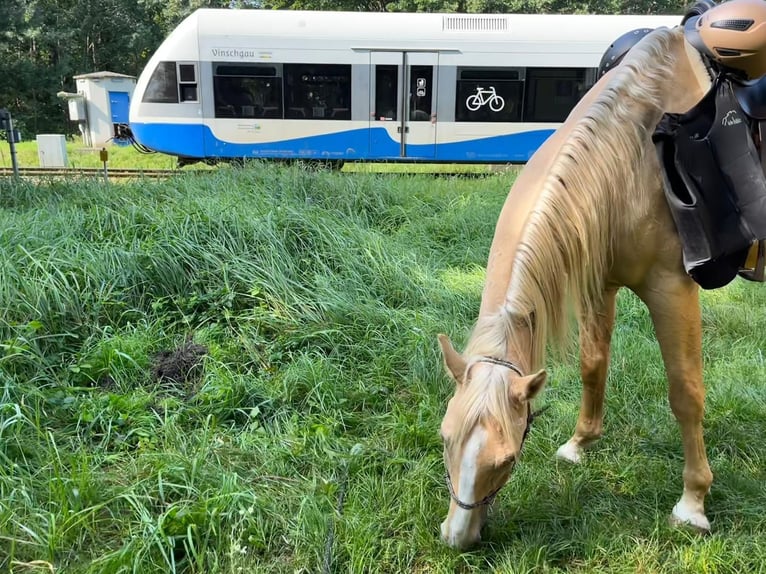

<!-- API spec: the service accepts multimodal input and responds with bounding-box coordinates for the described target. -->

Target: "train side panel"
[129,9,681,163]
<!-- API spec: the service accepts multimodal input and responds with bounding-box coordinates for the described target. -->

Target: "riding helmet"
[597,28,655,78]
[681,0,717,24]
[684,0,766,80]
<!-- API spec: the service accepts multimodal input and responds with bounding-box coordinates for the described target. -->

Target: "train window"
[455,67,523,122]
[178,63,198,102]
[180,85,198,102]
[179,64,196,83]
[217,65,278,77]
[374,65,398,121]
[461,69,519,81]
[524,68,588,122]
[284,64,351,120]
[142,61,179,104]
[409,66,433,122]
[213,63,282,119]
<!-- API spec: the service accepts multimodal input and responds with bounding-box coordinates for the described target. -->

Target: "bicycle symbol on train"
[465,86,505,112]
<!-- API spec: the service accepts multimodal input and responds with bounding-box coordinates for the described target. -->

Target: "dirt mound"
[150,339,208,387]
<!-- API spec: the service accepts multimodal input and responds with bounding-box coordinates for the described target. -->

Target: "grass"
[0,162,765,573]
[0,139,513,174]
[0,140,183,170]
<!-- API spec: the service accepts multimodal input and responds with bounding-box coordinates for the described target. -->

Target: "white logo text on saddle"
[465,86,505,112]
[721,110,743,126]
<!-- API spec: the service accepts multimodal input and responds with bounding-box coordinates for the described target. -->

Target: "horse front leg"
[557,288,617,464]
[637,275,713,531]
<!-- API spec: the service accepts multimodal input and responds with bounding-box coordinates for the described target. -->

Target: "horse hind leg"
[557,288,617,464]
[637,275,713,531]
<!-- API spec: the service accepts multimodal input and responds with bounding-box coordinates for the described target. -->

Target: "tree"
[0,0,230,136]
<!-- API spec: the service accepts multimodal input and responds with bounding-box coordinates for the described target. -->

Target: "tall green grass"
[1,163,765,573]
[0,139,510,173]
[0,140,183,170]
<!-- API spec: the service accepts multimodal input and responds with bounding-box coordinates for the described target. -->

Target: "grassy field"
[1,163,765,573]
[0,140,506,174]
[0,140,184,170]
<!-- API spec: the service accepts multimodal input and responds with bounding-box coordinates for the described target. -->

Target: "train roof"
[190,9,681,47]
[139,9,684,76]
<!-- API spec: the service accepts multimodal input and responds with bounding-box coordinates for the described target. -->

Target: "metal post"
[8,116,19,178]
[1,108,19,178]
[100,147,109,182]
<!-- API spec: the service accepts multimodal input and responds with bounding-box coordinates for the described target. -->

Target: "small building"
[59,71,136,148]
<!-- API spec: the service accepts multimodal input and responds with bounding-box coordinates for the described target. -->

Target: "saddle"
[734,77,766,187]
[734,75,766,120]
[654,75,766,289]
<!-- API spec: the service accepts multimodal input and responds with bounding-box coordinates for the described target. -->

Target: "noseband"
[444,356,548,511]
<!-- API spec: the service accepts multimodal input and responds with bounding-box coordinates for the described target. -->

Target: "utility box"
[37,134,68,167]
[73,71,136,147]
[68,98,86,121]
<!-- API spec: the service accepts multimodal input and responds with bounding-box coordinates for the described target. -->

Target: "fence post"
[1,108,20,178]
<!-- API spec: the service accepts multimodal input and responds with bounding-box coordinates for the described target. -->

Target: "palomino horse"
[438,25,718,549]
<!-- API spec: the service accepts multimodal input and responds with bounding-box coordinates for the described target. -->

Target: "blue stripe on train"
[129,122,554,162]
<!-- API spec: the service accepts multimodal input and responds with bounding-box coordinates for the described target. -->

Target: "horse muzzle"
[440,502,489,550]
[440,517,482,550]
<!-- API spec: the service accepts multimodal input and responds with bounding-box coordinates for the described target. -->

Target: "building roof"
[74,71,136,80]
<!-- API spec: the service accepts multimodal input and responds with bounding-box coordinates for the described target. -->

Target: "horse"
[437,24,720,550]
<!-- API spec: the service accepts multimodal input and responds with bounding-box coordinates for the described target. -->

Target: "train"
[127,9,681,166]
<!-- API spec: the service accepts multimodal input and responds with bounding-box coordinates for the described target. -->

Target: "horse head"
[437,333,546,549]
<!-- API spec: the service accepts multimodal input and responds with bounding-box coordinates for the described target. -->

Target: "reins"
[444,357,549,511]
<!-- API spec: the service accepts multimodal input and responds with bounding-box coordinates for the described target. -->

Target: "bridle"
[444,356,549,511]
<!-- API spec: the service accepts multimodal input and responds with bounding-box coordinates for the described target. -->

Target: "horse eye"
[500,454,516,467]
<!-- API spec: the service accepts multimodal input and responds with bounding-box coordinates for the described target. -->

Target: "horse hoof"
[670,503,711,533]
[555,440,583,464]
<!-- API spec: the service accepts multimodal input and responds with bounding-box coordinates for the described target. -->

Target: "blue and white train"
[128,9,680,165]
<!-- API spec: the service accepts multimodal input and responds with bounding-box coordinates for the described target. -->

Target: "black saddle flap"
[676,79,766,238]
[654,77,766,288]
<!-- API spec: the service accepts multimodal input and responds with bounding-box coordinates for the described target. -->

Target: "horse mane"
[452,27,687,443]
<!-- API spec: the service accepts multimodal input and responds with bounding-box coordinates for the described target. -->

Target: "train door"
[369,51,438,159]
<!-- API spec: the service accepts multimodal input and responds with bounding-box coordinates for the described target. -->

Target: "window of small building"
[142,61,179,104]
[283,64,351,120]
[455,68,523,123]
[213,63,282,119]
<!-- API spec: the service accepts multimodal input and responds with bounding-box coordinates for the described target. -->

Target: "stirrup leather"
[739,239,766,282]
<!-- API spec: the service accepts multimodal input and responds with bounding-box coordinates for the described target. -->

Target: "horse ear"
[437,334,467,384]
[510,369,547,403]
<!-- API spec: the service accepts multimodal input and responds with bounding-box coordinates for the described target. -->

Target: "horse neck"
[464,309,535,375]
[472,28,711,376]
[480,28,701,373]
[620,31,711,115]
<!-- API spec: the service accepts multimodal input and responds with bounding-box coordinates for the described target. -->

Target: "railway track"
[1,164,516,179]
[0,167,201,178]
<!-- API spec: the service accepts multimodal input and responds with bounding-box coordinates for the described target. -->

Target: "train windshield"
[142,61,179,104]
